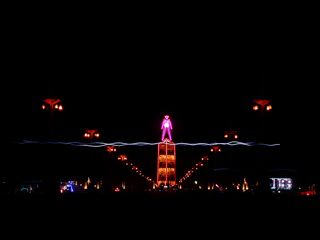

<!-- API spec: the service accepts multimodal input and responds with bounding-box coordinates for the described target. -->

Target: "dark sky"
[6,17,280,144]
[3,10,293,185]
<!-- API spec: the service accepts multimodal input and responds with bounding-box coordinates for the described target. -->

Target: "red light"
[84,133,90,138]
[266,105,272,111]
[58,105,63,111]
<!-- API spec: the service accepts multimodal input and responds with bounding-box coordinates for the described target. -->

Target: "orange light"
[234,134,238,139]
[218,148,221,152]
[58,105,63,111]
[224,134,228,138]
[211,149,214,152]
[84,133,90,138]
[42,105,46,110]
[266,105,272,111]
[253,105,259,111]
[94,133,100,138]
[54,104,59,109]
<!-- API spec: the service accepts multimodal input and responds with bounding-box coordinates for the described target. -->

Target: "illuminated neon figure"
[161,115,173,141]
[157,115,176,187]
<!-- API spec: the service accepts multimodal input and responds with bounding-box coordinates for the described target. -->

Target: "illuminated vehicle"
[59,181,79,193]
[300,191,317,196]
[15,180,44,194]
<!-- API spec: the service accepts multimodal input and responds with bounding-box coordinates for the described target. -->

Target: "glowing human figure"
[161,115,173,141]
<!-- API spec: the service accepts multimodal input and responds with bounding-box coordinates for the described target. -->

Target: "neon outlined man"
[161,115,173,141]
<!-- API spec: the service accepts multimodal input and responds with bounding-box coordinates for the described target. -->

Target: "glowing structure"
[161,115,173,141]
[253,100,272,111]
[270,178,292,191]
[84,129,100,142]
[242,178,249,192]
[157,115,176,186]
[42,98,63,139]
[42,99,63,112]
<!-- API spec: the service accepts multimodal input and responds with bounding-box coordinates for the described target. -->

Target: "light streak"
[15,140,280,147]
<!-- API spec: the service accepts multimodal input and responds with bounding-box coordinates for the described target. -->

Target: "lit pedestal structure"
[157,115,176,187]
[157,139,176,186]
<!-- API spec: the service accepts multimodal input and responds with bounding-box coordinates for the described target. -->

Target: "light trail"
[15,140,280,147]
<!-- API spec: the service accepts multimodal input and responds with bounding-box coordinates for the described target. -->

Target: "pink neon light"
[161,115,173,141]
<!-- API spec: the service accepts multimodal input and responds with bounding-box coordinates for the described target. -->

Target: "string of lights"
[123,160,153,184]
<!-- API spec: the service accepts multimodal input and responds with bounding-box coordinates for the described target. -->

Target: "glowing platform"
[157,138,176,187]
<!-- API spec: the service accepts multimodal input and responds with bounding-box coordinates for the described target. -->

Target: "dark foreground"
[2,192,319,234]
[2,191,319,211]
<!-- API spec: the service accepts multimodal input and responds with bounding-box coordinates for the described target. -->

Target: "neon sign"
[161,115,173,141]
[270,178,292,190]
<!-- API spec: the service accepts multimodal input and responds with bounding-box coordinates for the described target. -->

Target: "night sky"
[6,65,283,184]
[4,9,307,187]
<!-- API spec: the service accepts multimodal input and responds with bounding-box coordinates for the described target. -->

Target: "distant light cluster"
[15,140,280,148]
